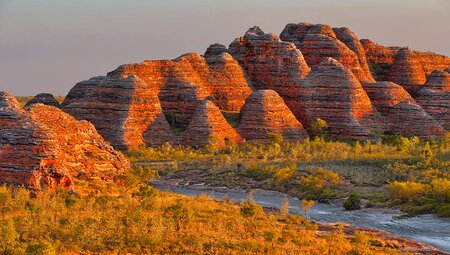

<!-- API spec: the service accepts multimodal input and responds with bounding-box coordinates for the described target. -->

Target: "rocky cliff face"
[0,92,130,192]
[386,48,427,95]
[25,93,61,108]
[237,90,307,142]
[280,23,374,83]
[107,52,252,125]
[415,70,450,130]
[362,82,445,138]
[63,75,176,149]
[182,100,242,148]
[298,58,381,138]
[228,26,310,120]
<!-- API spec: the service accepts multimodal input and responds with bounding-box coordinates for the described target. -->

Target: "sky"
[0,0,449,96]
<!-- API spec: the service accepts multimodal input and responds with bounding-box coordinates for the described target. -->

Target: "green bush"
[344,193,361,210]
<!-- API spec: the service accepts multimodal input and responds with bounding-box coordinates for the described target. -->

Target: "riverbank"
[152,178,450,254]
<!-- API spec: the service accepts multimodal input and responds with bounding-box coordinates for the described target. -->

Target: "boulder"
[280,23,374,83]
[237,90,307,142]
[228,26,310,120]
[362,82,445,138]
[25,93,60,108]
[63,75,176,149]
[0,92,130,192]
[387,48,427,95]
[415,70,450,130]
[298,58,381,139]
[182,100,242,148]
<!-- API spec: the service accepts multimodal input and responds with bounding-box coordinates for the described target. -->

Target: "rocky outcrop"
[413,51,450,75]
[333,27,373,82]
[415,70,450,130]
[25,93,60,108]
[360,39,450,81]
[62,76,105,107]
[360,39,398,65]
[298,58,381,139]
[236,90,307,142]
[387,48,427,95]
[107,52,252,125]
[0,92,130,192]
[362,82,445,138]
[63,75,176,149]
[280,23,374,83]
[182,100,242,147]
[228,26,310,120]
[204,43,228,58]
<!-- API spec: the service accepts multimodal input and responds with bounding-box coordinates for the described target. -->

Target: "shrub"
[344,193,361,210]
[431,178,450,202]
[240,202,264,219]
[267,132,283,144]
[389,181,428,201]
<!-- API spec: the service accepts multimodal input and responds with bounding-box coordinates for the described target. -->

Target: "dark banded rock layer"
[415,70,450,130]
[387,48,427,95]
[25,93,60,108]
[298,58,381,139]
[182,100,242,148]
[228,26,310,121]
[280,23,374,83]
[107,52,252,124]
[63,75,176,149]
[236,90,307,142]
[362,82,445,138]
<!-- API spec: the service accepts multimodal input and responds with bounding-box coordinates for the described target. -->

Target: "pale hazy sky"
[1,0,449,95]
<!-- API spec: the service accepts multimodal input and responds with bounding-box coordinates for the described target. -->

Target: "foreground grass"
[0,178,403,254]
[125,135,450,216]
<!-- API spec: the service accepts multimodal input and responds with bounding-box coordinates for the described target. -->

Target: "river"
[153,181,450,253]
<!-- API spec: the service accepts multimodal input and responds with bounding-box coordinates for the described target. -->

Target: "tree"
[164,201,191,231]
[301,199,314,221]
[421,142,433,163]
[278,195,289,219]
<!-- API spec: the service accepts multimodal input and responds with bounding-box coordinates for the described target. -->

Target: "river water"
[153,181,450,253]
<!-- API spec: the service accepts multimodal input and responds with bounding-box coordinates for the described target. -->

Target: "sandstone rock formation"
[280,23,374,83]
[413,51,450,75]
[204,43,229,58]
[62,76,105,107]
[298,58,381,138]
[360,39,398,66]
[25,93,60,108]
[360,39,450,81]
[415,70,450,130]
[182,100,242,147]
[236,90,307,142]
[386,48,427,95]
[107,52,252,125]
[362,82,445,138]
[0,92,130,192]
[228,26,310,119]
[63,75,176,149]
